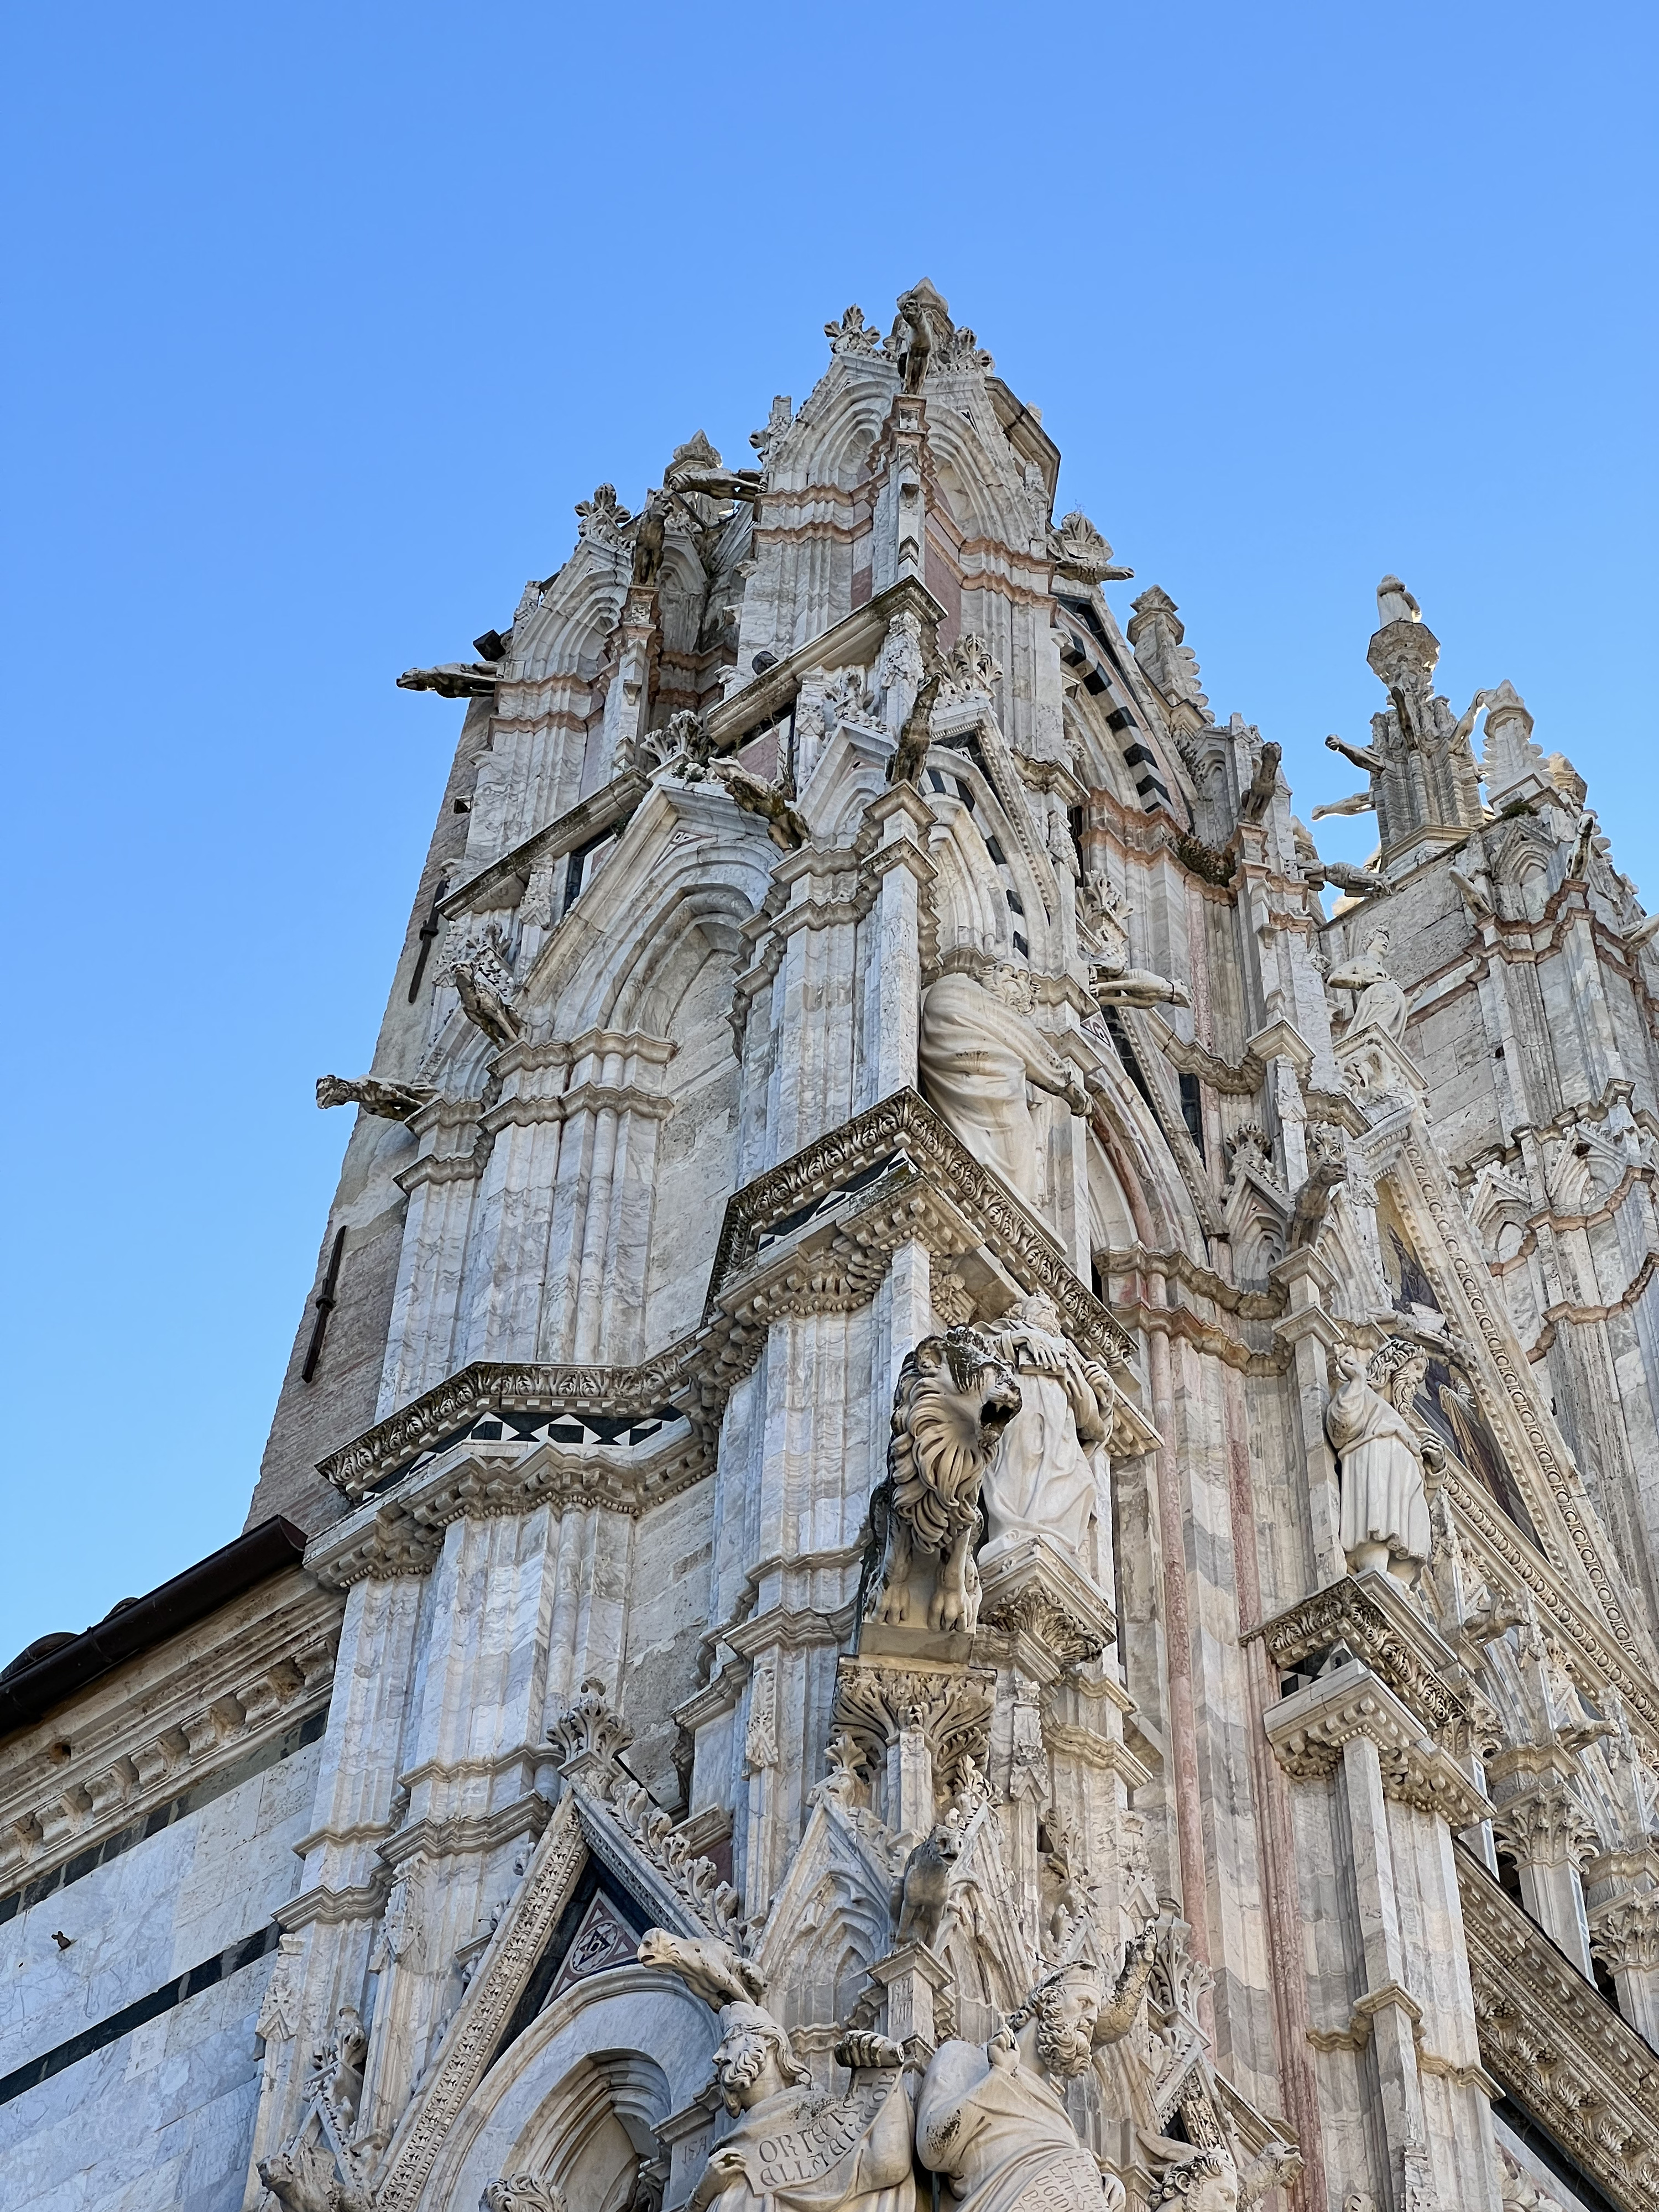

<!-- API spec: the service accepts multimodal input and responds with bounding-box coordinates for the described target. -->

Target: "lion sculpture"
[863,1328,1022,1634]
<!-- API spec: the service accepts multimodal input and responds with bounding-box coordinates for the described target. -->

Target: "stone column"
[857,783,936,1112]
[1587,1863,1659,2043]
[1271,1247,1347,1588]
[1266,1657,1500,2212]
[1489,1778,1598,1976]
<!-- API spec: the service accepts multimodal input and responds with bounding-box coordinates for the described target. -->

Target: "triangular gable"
[372,1788,708,2212]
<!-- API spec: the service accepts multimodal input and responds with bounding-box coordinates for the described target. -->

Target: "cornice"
[703,1086,1138,1368]
[1249,1573,1468,1744]
[318,1091,1152,1535]
[436,773,650,922]
[0,1574,340,1895]
[1263,1660,1490,1828]
[309,1429,712,1586]
[1459,1845,1659,2209]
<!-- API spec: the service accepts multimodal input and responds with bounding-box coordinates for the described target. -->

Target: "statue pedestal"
[977,1535,1116,1673]
[865,1940,953,2057]
[1333,1023,1426,1115]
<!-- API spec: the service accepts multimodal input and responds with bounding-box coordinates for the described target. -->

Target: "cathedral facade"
[6,286,1659,2212]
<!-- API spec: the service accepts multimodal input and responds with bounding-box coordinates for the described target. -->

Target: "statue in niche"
[1324,1344,1431,1581]
[864,1328,1022,1634]
[636,1931,915,2212]
[1326,931,1408,1044]
[982,1292,1115,1567]
[916,1946,1149,2212]
[920,967,1088,1205]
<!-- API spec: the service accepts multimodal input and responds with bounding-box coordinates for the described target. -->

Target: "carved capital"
[1589,1889,1659,1975]
[1264,1661,1490,1827]
[831,1656,994,1776]
[1490,1784,1600,1871]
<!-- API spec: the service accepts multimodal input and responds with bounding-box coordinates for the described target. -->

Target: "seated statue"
[637,1930,915,2212]
[920,967,1087,1204]
[982,1292,1115,1566]
[916,1954,1135,2212]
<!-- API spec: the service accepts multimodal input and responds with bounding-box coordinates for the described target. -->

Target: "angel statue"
[635,1931,916,2212]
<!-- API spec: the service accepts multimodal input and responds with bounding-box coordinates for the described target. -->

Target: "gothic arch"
[513,551,629,684]
[418,1970,712,2212]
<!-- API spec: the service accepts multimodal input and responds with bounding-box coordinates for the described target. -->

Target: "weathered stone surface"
[11,292,1659,2212]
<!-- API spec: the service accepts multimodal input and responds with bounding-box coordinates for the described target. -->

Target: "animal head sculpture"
[867,1327,1022,1634]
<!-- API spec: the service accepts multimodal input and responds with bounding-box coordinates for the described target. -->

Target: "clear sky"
[3,2,1653,1659]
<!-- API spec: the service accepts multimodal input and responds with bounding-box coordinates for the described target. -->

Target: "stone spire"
[1324,577,1485,875]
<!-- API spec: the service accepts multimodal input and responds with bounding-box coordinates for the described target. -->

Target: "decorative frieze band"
[1249,1572,1468,1743]
[1459,1845,1659,2208]
[320,1087,1147,1509]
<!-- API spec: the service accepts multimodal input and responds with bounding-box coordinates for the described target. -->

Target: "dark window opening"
[1101,1006,1155,1113]
[1592,1952,1623,2017]
[1494,1846,1526,1906]
[1178,1072,1205,1157]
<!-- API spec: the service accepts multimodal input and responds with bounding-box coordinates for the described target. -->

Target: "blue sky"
[3,2,1653,1657]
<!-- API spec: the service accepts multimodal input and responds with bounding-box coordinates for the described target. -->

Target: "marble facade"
[6,286,1659,2212]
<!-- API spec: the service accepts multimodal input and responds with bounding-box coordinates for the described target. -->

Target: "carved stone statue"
[1150,2151,1240,2210]
[915,1958,1123,2211]
[1324,1345,1431,1580]
[1325,931,1407,1043]
[482,2179,568,2212]
[982,1293,1114,1566]
[865,1329,1022,1634]
[631,491,669,588]
[895,1803,968,1948]
[316,1073,435,1122]
[919,968,1088,1204]
[1375,575,1421,628]
[636,1931,915,2212]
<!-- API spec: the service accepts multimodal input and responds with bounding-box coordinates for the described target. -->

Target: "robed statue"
[917,1944,1151,2212]
[982,1292,1115,1568]
[637,1931,915,2212]
[1324,1345,1431,1580]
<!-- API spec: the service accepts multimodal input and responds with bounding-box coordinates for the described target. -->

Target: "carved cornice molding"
[320,1090,1146,1511]
[705,1086,1138,1367]
[1263,1661,1490,1828]
[1459,1845,1659,2208]
[317,1353,702,1501]
[0,1579,339,1895]
[309,1430,711,1587]
[1249,1573,1467,1743]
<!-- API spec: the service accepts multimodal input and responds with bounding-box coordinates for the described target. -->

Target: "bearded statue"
[637,1931,915,2212]
[916,1960,1124,2212]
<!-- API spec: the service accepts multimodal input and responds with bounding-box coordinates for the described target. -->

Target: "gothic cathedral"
[7,286,1659,2212]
